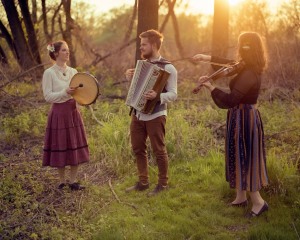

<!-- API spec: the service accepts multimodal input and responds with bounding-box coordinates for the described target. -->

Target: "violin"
[192,61,245,94]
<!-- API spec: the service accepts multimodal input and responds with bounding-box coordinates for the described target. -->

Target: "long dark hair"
[238,32,267,74]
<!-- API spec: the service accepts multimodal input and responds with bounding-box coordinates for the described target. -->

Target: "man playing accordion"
[125,29,177,196]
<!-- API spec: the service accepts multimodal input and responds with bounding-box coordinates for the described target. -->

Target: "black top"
[210,56,261,109]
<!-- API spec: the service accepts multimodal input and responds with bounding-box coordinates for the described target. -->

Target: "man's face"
[140,38,155,59]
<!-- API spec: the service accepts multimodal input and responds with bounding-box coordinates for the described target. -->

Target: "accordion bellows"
[126,60,170,114]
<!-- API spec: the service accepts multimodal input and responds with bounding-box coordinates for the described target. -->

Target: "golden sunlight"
[75,0,282,16]
[229,0,245,6]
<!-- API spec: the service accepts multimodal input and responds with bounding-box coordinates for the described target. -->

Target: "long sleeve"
[160,64,177,104]
[42,70,69,103]
[42,67,78,103]
[211,69,259,109]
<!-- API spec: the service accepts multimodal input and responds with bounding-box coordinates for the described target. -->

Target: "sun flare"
[183,0,246,15]
[229,0,244,6]
[75,0,281,16]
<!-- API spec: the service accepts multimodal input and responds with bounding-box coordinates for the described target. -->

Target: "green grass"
[0,96,300,239]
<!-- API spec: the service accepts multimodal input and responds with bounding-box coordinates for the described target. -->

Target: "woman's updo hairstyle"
[46,41,66,61]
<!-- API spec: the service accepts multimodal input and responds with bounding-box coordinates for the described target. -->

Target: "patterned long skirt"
[225,104,268,192]
[43,99,89,168]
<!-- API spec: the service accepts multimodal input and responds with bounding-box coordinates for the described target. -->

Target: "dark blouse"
[210,56,261,109]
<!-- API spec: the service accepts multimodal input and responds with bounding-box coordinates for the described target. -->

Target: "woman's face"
[56,43,69,62]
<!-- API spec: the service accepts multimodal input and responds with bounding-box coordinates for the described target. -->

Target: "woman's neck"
[55,60,67,68]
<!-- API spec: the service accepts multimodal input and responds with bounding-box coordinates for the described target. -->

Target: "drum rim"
[70,72,99,105]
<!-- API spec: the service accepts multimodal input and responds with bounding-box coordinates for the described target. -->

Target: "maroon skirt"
[43,99,89,167]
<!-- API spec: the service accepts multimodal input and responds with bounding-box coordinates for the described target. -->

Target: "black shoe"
[147,184,168,197]
[58,183,66,189]
[69,182,85,191]
[229,199,248,207]
[125,182,149,192]
[245,201,269,218]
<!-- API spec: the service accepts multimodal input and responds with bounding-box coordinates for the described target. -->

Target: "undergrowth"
[0,88,299,239]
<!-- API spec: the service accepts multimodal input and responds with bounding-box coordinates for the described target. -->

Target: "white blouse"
[42,64,78,103]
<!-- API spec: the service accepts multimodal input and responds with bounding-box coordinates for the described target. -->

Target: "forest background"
[0,0,299,239]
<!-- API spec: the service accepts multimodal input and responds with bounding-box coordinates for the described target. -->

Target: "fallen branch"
[265,128,299,140]
[89,105,104,126]
[0,88,39,107]
[0,62,49,89]
[108,178,141,214]
[292,222,300,239]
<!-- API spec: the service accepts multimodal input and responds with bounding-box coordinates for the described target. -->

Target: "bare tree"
[135,0,159,62]
[0,44,8,65]
[212,0,229,57]
[1,0,36,70]
[18,0,41,64]
[61,0,77,67]
[41,0,63,43]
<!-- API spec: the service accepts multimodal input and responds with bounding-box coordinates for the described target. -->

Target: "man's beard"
[141,51,153,60]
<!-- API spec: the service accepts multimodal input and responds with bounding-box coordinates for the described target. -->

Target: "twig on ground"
[266,128,299,139]
[108,178,141,214]
[292,222,300,240]
[89,105,104,126]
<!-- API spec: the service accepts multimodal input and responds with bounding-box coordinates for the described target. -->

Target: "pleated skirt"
[225,104,268,192]
[43,99,89,168]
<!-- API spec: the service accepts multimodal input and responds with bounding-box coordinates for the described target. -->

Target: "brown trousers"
[130,115,168,186]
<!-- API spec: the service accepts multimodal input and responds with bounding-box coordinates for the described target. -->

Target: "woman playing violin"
[192,32,269,218]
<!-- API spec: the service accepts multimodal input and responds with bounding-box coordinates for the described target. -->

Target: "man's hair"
[139,29,164,50]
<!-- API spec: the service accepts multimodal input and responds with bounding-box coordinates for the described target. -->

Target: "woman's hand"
[125,68,135,81]
[66,87,76,95]
[191,54,211,62]
[192,76,215,94]
[201,81,215,92]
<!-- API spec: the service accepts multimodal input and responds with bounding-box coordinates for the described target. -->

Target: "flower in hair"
[47,44,55,52]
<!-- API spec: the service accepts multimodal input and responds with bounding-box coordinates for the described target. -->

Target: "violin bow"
[170,57,232,67]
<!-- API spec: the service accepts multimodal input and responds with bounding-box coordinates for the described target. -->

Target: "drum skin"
[69,73,99,105]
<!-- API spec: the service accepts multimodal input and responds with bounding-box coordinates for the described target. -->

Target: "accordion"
[125,60,170,114]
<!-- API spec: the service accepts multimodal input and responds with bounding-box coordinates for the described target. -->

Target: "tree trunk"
[41,0,51,42]
[0,44,8,65]
[18,0,42,64]
[166,0,184,59]
[31,0,37,24]
[0,20,18,60]
[62,0,76,67]
[135,0,159,62]
[123,0,138,43]
[1,0,36,70]
[212,0,229,57]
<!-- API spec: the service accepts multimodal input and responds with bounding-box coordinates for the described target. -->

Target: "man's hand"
[125,68,135,81]
[143,90,157,100]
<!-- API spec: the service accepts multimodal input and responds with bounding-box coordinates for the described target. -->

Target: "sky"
[75,0,286,15]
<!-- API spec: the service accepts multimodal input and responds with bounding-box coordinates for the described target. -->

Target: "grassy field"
[0,82,299,239]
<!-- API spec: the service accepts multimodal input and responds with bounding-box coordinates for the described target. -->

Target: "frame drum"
[69,73,99,105]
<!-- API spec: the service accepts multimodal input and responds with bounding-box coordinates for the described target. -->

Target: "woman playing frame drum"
[192,32,269,218]
[42,41,89,190]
